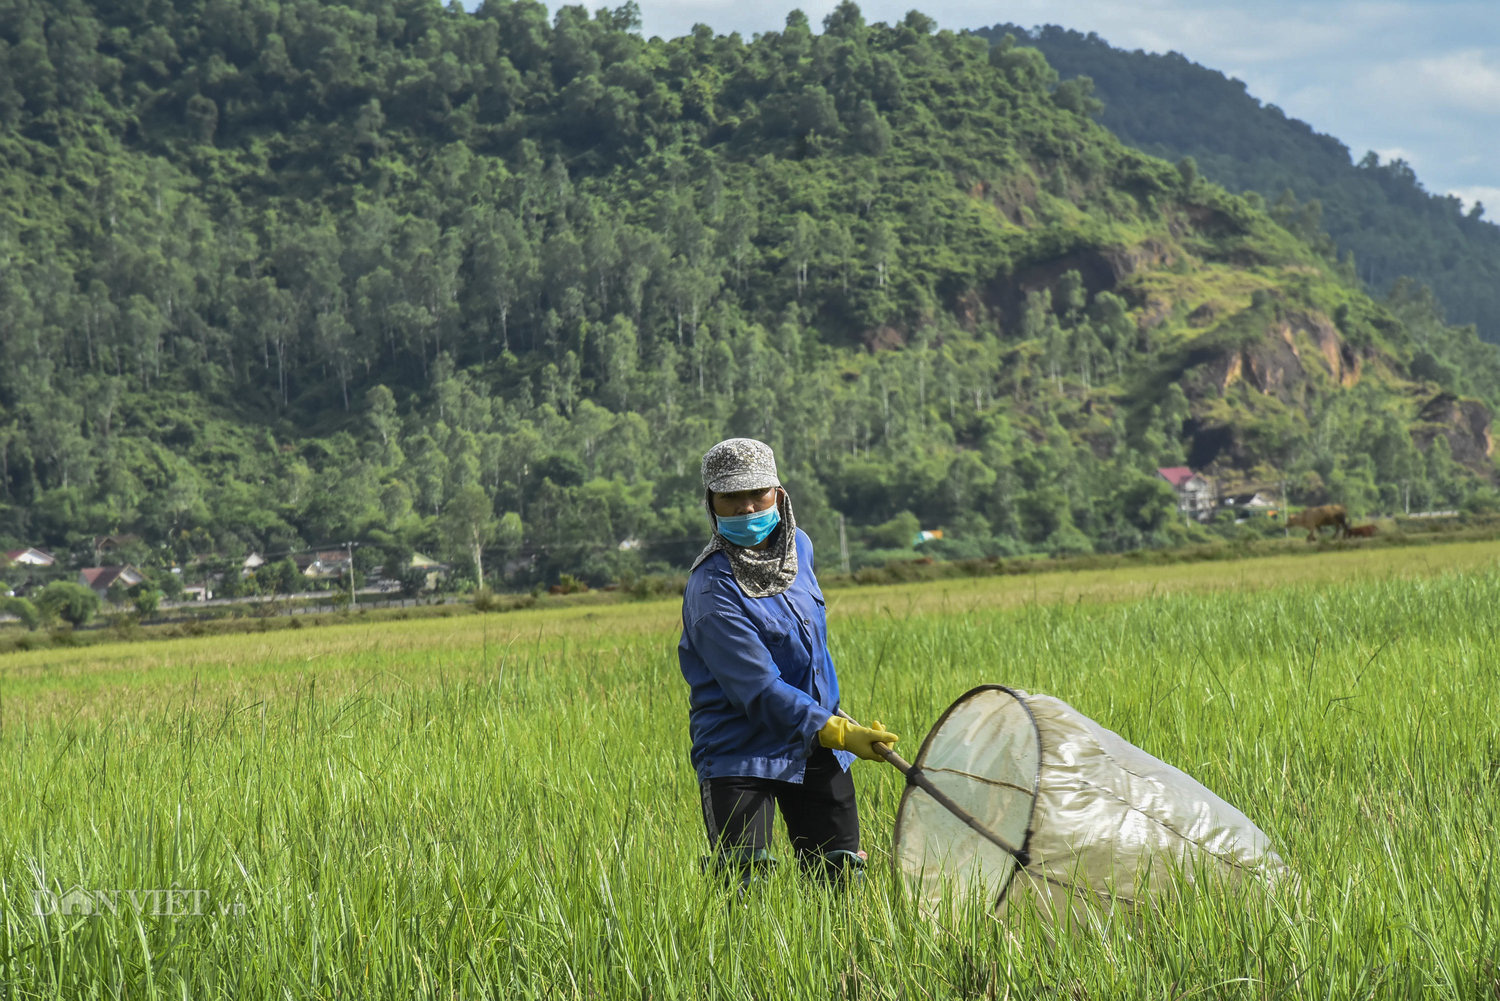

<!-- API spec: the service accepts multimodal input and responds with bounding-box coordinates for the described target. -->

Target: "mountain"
[1,0,1497,590]
[974,23,1500,344]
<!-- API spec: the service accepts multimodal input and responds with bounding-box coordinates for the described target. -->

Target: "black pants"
[700,747,860,872]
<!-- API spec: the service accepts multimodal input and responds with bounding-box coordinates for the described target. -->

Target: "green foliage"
[1045,524,1095,558]
[399,567,428,599]
[983,23,1500,342]
[216,569,246,600]
[265,559,303,597]
[0,1,1492,587]
[159,571,185,601]
[131,585,162,621]
[11,555,1500,994]
[865,511,921,550]
[438,484,498,583]
[2,596,40,631]
[552,573,588,595]
[35,581,101,628]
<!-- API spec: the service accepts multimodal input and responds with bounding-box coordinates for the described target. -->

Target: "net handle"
[837,709,1030,867]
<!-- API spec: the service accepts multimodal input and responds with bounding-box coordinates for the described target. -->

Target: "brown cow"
[1345,523,1377,538]
[1286,504,1349,541]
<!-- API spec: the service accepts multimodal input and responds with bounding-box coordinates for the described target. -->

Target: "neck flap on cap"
[691,489,799,598]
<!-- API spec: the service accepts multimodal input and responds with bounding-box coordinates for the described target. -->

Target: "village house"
[301,550,352,579]
[1219,490,1278,520]
[4,547,56,567]
[79,565,145,599]
[1157,466,1216,521]
[91,534,142,562]
[408,552,447,591]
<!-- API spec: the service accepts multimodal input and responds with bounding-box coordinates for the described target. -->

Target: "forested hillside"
[977,24,1500,343]
[2,0,1497,590]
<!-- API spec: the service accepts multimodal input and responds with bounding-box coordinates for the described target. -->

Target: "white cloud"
[1351,48,1500,193]
[1392,49,1500,113]
[1448,186,1500,216]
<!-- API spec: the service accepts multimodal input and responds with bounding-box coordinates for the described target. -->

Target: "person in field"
[678,437,898,888]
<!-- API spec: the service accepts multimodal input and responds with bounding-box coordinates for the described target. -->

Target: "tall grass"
[1,551,1498,997]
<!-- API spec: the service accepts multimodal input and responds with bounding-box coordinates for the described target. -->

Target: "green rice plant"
[1,544,1498,997]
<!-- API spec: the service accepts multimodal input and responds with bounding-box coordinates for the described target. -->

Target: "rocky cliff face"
[1201,310,1362,402]
[974,225,1497,491]
[1414,393,1494,469]
[986,241,1176,332]
[1161,299,1493,478]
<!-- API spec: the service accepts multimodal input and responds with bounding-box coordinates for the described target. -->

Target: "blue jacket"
[678,528,855,782]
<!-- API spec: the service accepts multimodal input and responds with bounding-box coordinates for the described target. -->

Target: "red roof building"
[4,547,55,567]
[1156,467,1216,521]
[78,566,145,596]
[1156,466,1197,489]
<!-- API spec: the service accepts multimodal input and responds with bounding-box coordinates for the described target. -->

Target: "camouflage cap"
[702,437,781,494]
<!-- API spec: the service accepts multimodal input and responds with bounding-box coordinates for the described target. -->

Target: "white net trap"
[889,685,1289,921]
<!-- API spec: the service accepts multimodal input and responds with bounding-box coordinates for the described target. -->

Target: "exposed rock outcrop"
[1413,393,1494,470]
[1177,305,1364,408]
[860,325,906,352]
[1240,328,1308,402]
[1285,311,1361,387]
[987,241,1174,333]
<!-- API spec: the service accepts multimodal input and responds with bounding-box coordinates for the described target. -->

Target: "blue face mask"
[716,504,781,548]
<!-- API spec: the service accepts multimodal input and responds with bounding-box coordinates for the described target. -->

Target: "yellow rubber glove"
[818,716,899,761]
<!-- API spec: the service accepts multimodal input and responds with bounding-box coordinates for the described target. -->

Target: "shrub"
[1045,525,1095,558]
[48,626,81,646]
[132,587,162,620]
[553,574,588,595]
[109,612,142,640]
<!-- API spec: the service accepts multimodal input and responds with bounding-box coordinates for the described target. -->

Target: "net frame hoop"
[891,684,1043,910]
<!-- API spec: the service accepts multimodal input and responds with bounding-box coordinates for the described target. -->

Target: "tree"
[3,596,40,631]
[596,314,639,411]
[399,566,428,599]
[788,213,818,298]
[0,3,1494,580]
[159,570,185,601]
[865,511,921,549]
[379,540,414,580]
[867,219,896,289]
[36,581,101,628]
[439,484,498,585]
[131,585,162,620]
[216,562,247,600]
[366,385,404,466]
[496,510,524,568]
[1176,156,1199,192]
[267,558,302,597]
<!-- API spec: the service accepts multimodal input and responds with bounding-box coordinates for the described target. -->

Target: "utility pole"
[345,541,356,607]
[838,514,851,575]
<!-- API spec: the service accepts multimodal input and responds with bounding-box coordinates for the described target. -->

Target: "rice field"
[2,539,1499,999]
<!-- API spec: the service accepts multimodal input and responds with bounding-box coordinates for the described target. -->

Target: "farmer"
[678,437,898,887]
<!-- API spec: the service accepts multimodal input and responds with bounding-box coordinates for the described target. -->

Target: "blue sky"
[622,0,1500,217]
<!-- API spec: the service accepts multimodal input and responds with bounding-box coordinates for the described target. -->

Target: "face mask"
[716,504,781,548]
